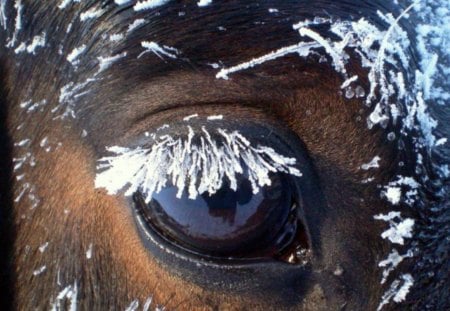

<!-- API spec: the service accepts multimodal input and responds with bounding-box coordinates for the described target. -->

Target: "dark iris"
[134,173,303,259]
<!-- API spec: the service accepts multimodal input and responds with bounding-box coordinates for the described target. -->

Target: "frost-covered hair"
[213,2,449,309]
[95,124,302,202]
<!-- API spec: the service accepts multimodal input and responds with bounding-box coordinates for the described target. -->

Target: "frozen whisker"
[382,176,420,206]
[216,41,321,80]
[298,27,348,75]
[58,0,81,9]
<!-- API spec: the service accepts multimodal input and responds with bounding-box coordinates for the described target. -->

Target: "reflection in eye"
[134,172,310,264]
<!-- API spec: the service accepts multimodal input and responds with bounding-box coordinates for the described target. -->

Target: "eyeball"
[134,171,303,259]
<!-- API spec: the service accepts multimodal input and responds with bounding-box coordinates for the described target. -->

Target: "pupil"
[137,173,294,257]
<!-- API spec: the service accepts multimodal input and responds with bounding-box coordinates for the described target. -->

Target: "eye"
[133,170,304,259]
[96,118,314,266]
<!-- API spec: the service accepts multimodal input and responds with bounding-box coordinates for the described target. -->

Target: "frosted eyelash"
[95,126,302,202]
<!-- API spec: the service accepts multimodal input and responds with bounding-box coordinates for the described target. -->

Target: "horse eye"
[96,121,314,265]
[134,171,303,259]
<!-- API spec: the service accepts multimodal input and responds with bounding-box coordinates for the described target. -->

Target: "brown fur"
[0,1,417,310]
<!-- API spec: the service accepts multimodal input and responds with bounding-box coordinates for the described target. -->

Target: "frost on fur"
[95,127,302,202]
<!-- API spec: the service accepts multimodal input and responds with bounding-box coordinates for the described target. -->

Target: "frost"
[15,33,47,54]
[115,0,132,5]
[436,137,447,146]
[298,27,348,75]
[207,115,223,120]
[127,19,146,32]
[58,78,97,118]
[340,75,358,89]
[0,0,7,30]
[33,265,47,276]
[80,8,105,22]
[14,183,29,202]
[67,45,87,66]
[50,281,78,311]
[378,274,414,310]
[143,297,153,311]
[379,249,413,284]
[39,242,49,253]
[383,187,402,205]
[374,213,414,245]
[22,99,47,113]
[96,126,302,202]
[183,114,198,121]
[125,300,139,311]
[134,0,171,12]
[138,41,179,60]
[197,0,212,7]
[6,0,23,48]
[39,137,48,148]
[15,138,30,147]
[109,33,124,42]
[216,41,320,80]
[382,176,420,206]
[97,52,128,73]
[86,243,93,259]
[361,156,381,170]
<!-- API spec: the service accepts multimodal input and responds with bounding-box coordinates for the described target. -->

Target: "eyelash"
[95,122,302,202]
